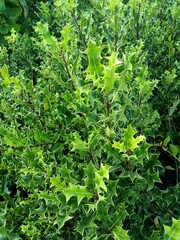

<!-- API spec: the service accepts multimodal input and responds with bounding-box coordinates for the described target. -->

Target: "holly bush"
[0,0,179,239]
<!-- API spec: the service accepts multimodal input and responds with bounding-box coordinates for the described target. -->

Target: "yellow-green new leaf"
[1,64,11,85]
[113,225,130,240]
[50,176,66,191]
[164,218,180,240]
[85,41,103,78]
[104,52,119,93]
[60,24,72,50]
[63,183,91,205]
[113,125,145,153]
[72,132,88,152]
[94,164,110,192]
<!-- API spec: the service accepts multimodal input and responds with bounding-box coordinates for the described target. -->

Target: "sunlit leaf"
[104,52,119,93]
[94,164,110,193]
[164,218,180,240]
[113,225,130,240]
[63,183,91,205]
[85,40,103,78]
[113,125,145,153]
[50,176,66,191]
[1,64,11,84]
[60,24,72,49]
[72,132,88,152]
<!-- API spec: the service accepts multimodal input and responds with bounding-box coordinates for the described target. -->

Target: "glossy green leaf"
[40,132,52,142]
[169,99,180,116]
[57,215,73,229]
[94,164,110,193]
[43,96,50,110]
[170,144,178,157]
[0,227,8,240]
[35,22,58,47]
[85,40,103,78]
[113,125,145,153]
[113,225,130,240]
[63,183,92,205]
[149,231,160,240]
[72,132,88,152]
[84,163,95,190]
[60,24,72,50]
[38,192,59,205]
[75,215,96,235]
[104,52,119,93]
[123,54,132,71]
[50,176,66,191]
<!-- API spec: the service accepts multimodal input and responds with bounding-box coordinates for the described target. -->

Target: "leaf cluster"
[0,0,179,239]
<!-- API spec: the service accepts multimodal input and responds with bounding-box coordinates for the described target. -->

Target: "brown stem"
[59,51,75,91]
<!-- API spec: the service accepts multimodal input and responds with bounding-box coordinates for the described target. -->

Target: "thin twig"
[114,13,118,51]
[71,11,87,48]
[159,145,179,185]
[104,92,110,117]
[59,51,76,91]
[136,3,141,40]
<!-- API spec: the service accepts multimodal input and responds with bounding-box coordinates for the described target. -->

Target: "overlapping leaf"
[113,125,145,153]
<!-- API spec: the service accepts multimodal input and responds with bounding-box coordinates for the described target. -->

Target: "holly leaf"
[149,231,160,240]
[57,215,73,229]
[85,40,103,78]
[35,22,58,48]
[72,132,88,152]
[123,53,132,71]
[84,163,95,190]
[113,225,130,240]
[75,215,96,235]
[113,125,145,153]
[143,169,161,191]
[50,176,66,191]
[38,192,59,205]
[63,183,91,205]
[60,24,72,50]
[106,180,118,205]
[164,218,180,240]
[94,164,110,193]
[104,52,119,93]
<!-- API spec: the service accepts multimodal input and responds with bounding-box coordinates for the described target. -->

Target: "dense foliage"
[0,0,28,43]
[0,0,180,239]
